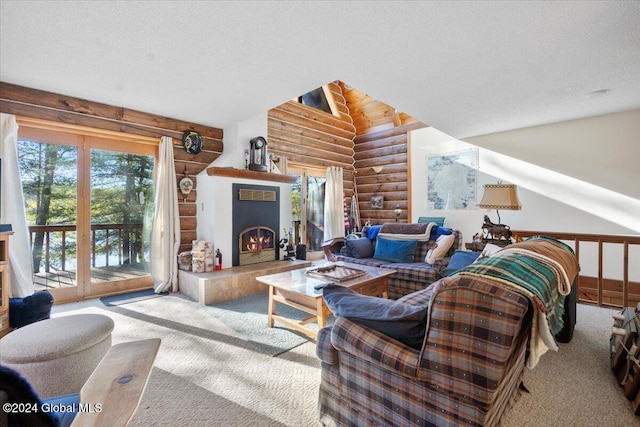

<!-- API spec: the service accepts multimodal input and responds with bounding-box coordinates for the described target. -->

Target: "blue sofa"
[334,223,461,299]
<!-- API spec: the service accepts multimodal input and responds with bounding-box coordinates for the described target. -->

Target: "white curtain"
[151,136,180,293]
[0,114,35,297]
[323,166,344,241]
[350,194,361,232]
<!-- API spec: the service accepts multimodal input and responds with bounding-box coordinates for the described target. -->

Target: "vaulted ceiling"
[1,1,639,139]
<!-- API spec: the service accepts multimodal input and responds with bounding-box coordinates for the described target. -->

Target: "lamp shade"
[478,183,521,210]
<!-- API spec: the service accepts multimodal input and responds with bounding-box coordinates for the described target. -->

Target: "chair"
[0,338,160,427]
[417,216,445,226]
[9,290,54,329]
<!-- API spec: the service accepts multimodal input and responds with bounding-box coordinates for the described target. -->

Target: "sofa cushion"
[380,262,439,285]
[344,237,375,259]
[374,237,418,263]
[441,250,480,276]
[322,284,428,349]
[425,233,456,264]
[335,255,384,268]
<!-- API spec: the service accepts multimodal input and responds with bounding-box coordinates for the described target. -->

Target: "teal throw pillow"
[373,237,418,263]
[322,284,428,349]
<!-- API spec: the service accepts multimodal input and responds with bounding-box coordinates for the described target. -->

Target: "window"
[17,118,158,303]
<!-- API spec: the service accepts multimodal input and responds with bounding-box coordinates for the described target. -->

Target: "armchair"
[317,279,531,426]
[9,290,54,329]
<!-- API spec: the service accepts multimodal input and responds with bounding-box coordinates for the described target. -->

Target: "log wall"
[267,81,357,198]
[0,82,222,252]
[340,82,428,224]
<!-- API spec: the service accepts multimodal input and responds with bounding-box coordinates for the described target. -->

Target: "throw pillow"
[364,225,382,240]
[425,233,456,264]
[322,284,428,349]
[441,250,481,276]
[479,243,503,259]
[345,237,375,259]
[373,236,418,263]
[430,226,453,240]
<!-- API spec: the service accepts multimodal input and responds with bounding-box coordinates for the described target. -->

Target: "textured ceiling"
[1,1,639,139]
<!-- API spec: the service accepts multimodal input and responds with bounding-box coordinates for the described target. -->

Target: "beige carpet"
[52,293,637,426]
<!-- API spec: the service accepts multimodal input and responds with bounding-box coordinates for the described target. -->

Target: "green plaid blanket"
[454,251,566,336]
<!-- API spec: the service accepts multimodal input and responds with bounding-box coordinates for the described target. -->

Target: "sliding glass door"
[290,165,326,257]
[17,121,157,302]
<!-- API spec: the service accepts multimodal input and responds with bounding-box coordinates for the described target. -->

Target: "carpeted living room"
[1,2,640,426]
[47,288,638,426]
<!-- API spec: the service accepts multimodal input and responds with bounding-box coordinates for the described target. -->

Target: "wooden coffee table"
[256,262,395,339]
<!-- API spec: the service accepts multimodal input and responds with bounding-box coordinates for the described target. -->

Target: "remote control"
[313,282,331,291]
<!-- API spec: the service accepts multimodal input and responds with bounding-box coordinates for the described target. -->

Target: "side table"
[465,241,486,252]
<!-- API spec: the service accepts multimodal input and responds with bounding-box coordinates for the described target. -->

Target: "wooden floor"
[34,263,150,290]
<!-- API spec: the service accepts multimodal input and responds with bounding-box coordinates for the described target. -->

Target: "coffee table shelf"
[257,262,395,339]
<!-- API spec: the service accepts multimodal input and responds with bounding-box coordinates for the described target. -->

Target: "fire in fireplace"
[239,226,276,265]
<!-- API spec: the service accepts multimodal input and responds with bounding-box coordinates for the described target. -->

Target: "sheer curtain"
[0,113,35,297]
[151,136,180,293]
[324,166,344,241]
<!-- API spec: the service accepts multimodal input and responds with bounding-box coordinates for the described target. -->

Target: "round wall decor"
[182,130,202,154]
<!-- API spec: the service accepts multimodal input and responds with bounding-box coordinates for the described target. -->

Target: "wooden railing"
[29,223,144,272]
[512,230,640,309]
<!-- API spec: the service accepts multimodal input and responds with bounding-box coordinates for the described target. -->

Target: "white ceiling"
[1,1,639,139]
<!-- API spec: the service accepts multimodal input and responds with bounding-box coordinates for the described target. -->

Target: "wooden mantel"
[206,166,297,183]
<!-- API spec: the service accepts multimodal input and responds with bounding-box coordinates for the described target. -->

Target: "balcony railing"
[512,230,640,308]
[29,223,144,273]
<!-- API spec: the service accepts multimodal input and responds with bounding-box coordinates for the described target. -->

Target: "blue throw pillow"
[373,237,418,263]
[364,225,382,240]
[430,226,453,240]
[345,237,375,259]
[441,250,481,276]
[322,284,428,349]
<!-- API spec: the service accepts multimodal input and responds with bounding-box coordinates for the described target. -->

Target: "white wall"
[409,109,640,280]
[196,112,295,268]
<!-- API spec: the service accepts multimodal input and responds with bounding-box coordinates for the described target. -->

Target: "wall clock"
[182,130,202,154]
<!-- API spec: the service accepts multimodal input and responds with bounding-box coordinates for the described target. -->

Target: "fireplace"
[232,183,280,266]
[239,226,276,265]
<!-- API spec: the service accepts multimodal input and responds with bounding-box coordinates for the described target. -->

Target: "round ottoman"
[0,313,114,398]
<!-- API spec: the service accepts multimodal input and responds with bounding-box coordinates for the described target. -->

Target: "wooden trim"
[16,117,160,145]
[206,167,297,183]
[1,82,223,139]
[512,230,640,309]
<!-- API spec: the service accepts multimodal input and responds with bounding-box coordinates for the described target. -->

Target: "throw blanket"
[453,236,579,369]
[378,222,435,241]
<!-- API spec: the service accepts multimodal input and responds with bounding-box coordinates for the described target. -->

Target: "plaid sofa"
[317,236,580,427]
[335,229,461,299]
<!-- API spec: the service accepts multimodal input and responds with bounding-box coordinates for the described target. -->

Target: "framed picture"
[370,195,384,209]
[427,148,478,210]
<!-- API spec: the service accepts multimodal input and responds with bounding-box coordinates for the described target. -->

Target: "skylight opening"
[297,85,339,117]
